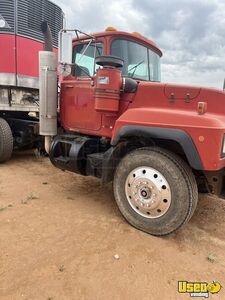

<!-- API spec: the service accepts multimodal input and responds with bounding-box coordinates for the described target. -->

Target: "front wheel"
[113,147,198,236]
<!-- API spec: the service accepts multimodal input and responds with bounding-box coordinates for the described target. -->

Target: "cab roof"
[72,29,163,57]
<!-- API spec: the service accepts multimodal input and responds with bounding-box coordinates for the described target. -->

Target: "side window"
[148,49,161,82]
[73,43,103,76]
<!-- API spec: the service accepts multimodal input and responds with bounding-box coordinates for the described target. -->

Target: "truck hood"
[164,83,201,100]
[136,81,225,116]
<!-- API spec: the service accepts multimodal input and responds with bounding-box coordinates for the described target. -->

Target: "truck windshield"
[111,39,161,82]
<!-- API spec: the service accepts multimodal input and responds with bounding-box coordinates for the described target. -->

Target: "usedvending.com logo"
[178,281,222,298]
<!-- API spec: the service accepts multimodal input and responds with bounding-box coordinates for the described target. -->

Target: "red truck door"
[60,42,103,132]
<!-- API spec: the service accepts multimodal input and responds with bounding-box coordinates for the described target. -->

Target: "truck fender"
[111,125,203,170]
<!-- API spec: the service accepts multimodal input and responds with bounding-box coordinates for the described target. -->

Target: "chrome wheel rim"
[125,166,171,218]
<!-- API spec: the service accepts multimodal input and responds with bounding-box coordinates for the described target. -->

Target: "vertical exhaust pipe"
[41,21,53,52]
[39,22,57,153]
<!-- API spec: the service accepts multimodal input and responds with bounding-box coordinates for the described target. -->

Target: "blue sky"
[54,0,225,89]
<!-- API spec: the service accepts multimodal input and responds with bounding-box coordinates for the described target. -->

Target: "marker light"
[197,102,207,115]
[105,26,117,31]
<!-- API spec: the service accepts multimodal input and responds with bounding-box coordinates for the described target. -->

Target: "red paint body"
[17,36,46,77]
[60,31,225,171]
[0,33,57,81]
[0,34,16,74]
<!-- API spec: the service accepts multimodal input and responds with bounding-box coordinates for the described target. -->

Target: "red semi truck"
[39,24,225,236]
[0,0,63,162]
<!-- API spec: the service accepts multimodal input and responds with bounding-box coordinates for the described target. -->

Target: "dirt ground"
[0,151,225,300]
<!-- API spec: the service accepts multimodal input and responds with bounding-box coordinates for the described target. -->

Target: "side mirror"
[59,30,73,64]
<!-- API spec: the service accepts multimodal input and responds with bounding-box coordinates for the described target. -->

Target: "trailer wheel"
[113,147,198,236]
[0,118,13,163]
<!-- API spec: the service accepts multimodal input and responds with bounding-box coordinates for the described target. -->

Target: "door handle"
[65,85,74,88]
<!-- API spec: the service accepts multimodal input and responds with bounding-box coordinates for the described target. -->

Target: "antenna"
[223,78,225,91]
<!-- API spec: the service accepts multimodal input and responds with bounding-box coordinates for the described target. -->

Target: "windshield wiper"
[128,60,144,78]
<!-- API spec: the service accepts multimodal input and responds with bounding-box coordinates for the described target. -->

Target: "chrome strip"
[0,73,16,86]
[17,75,39,89]
[0,73,39,89]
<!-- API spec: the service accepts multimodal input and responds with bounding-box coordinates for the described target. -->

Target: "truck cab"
[60,28,162,137]
[39,25,225,236]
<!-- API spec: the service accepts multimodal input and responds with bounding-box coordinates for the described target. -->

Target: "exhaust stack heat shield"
[39,51,57,136]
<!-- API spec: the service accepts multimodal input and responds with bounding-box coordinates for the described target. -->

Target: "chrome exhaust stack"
[39,22,57,153]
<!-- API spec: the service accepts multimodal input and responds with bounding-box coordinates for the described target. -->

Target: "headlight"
[222,135,225,157]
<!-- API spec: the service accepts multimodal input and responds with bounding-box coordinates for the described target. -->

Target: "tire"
[0,118,13,163]
[113,147,198,236]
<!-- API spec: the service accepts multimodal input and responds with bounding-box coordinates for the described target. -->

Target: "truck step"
[86,152,105,178]
[49,134,102,175]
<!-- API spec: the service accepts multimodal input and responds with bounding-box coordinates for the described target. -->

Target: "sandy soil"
[0,151,225,300]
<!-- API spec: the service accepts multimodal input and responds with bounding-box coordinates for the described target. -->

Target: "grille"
[17,0,63,46]
[0,0,63,46]
[0,0,15,33]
